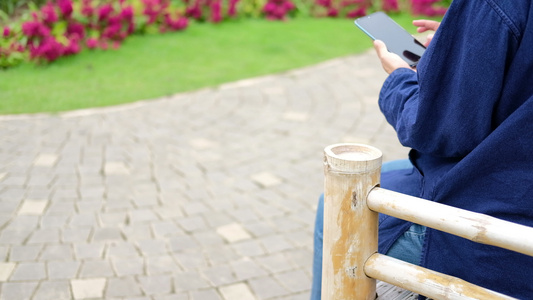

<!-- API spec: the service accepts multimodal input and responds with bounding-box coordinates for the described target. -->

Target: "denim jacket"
[377,0,533,298]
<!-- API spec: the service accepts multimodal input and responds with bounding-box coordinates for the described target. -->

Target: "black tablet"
[354,12,426,67]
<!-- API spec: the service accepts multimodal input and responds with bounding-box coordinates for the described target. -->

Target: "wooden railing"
[322,143,533,300]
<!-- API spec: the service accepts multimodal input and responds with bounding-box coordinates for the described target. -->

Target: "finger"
[413,20,440,32]
[373,40,387,58]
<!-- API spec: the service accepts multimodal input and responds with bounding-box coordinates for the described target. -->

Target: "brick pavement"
[0,49,409,299]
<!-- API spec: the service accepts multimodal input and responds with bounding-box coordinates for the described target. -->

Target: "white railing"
[322,143,533,300]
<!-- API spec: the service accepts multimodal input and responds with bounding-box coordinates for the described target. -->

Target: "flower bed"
[0,0,449,68]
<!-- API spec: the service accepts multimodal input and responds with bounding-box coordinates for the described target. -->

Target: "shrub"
[0,0,449,68]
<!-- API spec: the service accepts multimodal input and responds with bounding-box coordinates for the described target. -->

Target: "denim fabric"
[378,1,533,297]
[310,160,424,300]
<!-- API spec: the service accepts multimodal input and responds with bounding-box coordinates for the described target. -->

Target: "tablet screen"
[354,12,426,67]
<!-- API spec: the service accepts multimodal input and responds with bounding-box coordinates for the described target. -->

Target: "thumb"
[373,40,388,57]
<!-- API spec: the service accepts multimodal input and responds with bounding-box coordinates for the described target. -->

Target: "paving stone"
[33,154,58,167]
[255,253,296,274]
[0,262,16,281]
[176,215,208,232]
[138,274,173,295]
[106,241,139,258]
[152,221,184,238]
[112,256,145,276]
[106,276,143,298]
[192,230,225,246]
[0,246,8,261]
[203,245,240,266]
[231,239,266,257]
[129,209,159,223]
[92,227,124,242]
[168,235,200,252]
[174,271,211,292]
[9,245,42,262]
[105,161,130,175]
[62,228,91,243]
[183,202,210,215]
[17,199,48,215]
[76,200,104,212]
[230,258,268,281]
[258,234,294,253]
[274,269,311,293]
[71,278,106,299]
[79,260,114,278]
[190,289,223,300]
[122,224,153,241]
[0,281,38,300]
[146,255,180,275]
[75,243,105,259]
[47,261,80,279]
[3,215,40,231]
[33,280,72,300]
[251,172,282,188]
[219,283,256,300]
[153,294,189,300]
[216,223,252,243]
[173,251,208,270]
[202,264,239,287]
[40,214,70,228]
[99,212,127,226]
[248,276,291,299]
[69,213,97,227]
[137,239,168,256]
[39,244,74,261]
[10,262,46,281]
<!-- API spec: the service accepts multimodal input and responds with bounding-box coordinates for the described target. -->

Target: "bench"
[322,143,533,300]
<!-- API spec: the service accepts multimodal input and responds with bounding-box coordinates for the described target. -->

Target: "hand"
[373,40,412,74]
[413,20,440,47]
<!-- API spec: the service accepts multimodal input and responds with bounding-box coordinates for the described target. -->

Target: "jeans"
[310,159,426,300]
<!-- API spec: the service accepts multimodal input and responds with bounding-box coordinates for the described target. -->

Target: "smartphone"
[354,12,426,67]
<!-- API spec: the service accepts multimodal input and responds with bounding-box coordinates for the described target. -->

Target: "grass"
[0,14,423,115]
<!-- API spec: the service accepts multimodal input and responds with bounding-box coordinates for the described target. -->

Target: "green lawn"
[0,15,423,115]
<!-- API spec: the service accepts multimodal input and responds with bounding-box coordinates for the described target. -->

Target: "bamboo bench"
[322,143,533,300]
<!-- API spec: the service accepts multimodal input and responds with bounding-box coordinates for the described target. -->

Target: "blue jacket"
[377,0,533,298]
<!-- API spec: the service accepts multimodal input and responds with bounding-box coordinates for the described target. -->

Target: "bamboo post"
[322,143,382,300]
[365,253,516,300]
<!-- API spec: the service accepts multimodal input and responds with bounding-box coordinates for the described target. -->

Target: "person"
[311,0,533,299]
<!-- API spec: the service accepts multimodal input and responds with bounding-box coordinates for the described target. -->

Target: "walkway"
[0,49,408,299]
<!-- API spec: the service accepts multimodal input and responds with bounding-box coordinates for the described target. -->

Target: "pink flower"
[2,26,10,37]
[185,5,202,19]
[283,1,295,11]
[86,38,98,49]
[210,0,222,23]
[346,7,366,18]
[382,0,398,12]
[263,2,277,13]
[316,0,332,7]
[81,0,95,17]
[120,6,134,21]
[228,0,239,16]
[22,21,51,38]
[99,40,109,50]
[327,7,338,17]
[64,38,81,55]
[41,3,58,25]
[66,22,86,39]
[32,36,64,62]
[57,0,74,18]
[98,4,114,22]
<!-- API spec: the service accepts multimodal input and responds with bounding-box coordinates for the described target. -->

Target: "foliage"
[0,0,450,68]
[0,0,48,16]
